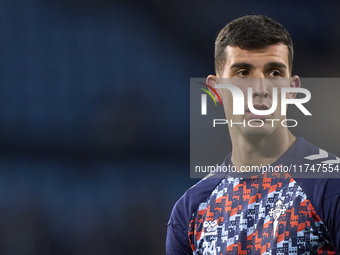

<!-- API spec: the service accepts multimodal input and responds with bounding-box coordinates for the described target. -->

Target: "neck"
[230,128,296,172]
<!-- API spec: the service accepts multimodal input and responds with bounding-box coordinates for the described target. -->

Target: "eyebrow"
[229,61,287,70]
[230,62,255,70]
[264,62,287,70]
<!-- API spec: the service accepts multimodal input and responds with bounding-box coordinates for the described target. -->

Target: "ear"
[206,74,221,102]
[288,75,301,99]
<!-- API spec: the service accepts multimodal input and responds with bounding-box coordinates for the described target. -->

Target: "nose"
[252,77,269,98]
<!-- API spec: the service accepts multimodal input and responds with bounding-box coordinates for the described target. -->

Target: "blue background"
[1,0,339,254]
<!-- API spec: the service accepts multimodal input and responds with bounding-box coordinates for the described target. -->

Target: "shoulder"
[285,137,340,199]
[166,171,225,255]
[285,137,340,248]
[284,137,339,165]
[278,137,340,180]
[280,137,338,164]
[168,171,225,228]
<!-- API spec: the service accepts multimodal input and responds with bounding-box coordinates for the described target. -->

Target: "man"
[166,15,340,254]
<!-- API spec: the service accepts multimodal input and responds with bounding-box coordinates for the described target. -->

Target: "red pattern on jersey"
[188,173,335,254]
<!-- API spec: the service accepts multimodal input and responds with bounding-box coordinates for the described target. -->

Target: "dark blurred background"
[1,0,340,254]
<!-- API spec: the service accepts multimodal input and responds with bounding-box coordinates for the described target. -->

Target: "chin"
[241,125,276,138]
[244,129,273,138]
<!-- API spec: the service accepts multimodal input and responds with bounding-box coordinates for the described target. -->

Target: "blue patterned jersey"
[167,137,340,255]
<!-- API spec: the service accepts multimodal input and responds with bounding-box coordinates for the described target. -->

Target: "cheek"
[220,91,233,107]
[220,91,235,117]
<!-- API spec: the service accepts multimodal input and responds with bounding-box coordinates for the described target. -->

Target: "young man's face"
[213,43,299,138]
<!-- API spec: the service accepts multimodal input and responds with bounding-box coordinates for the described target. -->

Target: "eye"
[267,70,281,78]
[237,70,250,77]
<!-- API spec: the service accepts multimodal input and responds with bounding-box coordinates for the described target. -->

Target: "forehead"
[224,43,289,69]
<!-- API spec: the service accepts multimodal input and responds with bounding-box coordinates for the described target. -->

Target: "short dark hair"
[215,15,294,76]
